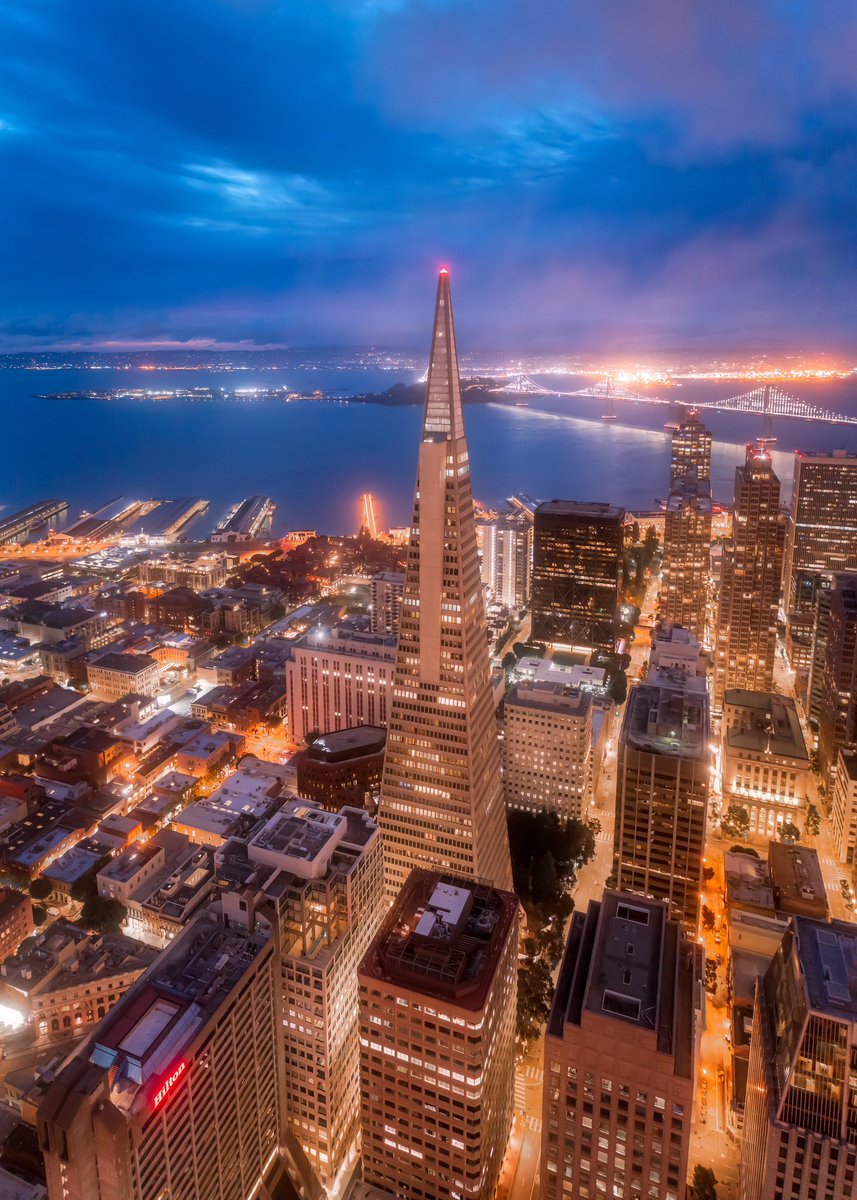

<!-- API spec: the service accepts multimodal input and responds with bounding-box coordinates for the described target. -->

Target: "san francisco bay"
[4,365,857,536]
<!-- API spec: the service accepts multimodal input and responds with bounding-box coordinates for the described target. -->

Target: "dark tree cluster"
[509,809,597,1045]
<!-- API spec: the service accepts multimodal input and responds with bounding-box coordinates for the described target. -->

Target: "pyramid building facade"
[378,270,513,898]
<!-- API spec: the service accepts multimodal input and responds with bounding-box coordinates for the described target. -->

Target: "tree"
[502,651,517,672]
[517,957,554,1045]
[690,1164,718,1200]
[779,821,802,844]
[805,804,821,838]
[702,866,716,883]
[531,850,559,905]
[720,805,750,841]
[729,844,760,858]
[305,729,321,745]
[701,905,716,931]
[704,957,718,992]
[32,905,47,926]
[609,671,628,705]
[81,895,127,933]
[28,878,52,901]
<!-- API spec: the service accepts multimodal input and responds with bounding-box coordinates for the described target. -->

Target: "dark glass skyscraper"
[531,501,625,654]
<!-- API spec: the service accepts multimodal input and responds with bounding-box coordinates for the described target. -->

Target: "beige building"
[359,869,518,1200]
[378,270,513,897]
[286,625,396,743]
[661,474,712,642]
[38,905,301,1200]
[613,667,710,929]
[369,571,404,636]
[541,890,701,1200]
[721,690,810,839]
[0,919,157,1039]
[245,801,384,1190]
[476,508,533,609]
[87,651,160,700]
[649,622,708,677]
[503,680,592,818]
[832,749,857,871]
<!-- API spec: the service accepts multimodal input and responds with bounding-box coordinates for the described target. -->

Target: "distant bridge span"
[489,375,857,426]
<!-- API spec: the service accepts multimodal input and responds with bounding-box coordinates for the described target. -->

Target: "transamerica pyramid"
[378,269,514,898]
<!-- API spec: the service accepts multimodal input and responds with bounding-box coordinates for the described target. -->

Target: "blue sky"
[2,0,857,353]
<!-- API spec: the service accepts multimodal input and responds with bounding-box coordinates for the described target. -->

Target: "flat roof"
[360,869,517,1011]
[306,724,387,761]
[537,500,625,520]
[768,842,828,914]
[724,690,808,760]
[548,889,698,1077]
[90,652,157,674]
[623,668,709,759]
[795,917,857,1018]
[506,680,591,717]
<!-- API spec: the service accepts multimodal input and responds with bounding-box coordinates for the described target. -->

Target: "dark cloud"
[0,0,855,352]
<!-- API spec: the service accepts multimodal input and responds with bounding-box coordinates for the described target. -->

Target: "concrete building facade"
[541,890,701,1200]
[358,869,518,1200]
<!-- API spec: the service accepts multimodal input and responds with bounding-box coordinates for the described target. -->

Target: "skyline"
[3,2,857,354]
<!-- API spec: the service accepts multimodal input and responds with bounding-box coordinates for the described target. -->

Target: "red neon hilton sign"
[153,1060,186,1109]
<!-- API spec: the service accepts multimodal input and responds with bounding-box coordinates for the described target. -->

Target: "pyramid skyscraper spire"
[378,270,513,897]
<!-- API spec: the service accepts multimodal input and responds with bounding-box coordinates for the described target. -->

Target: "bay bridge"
[489,375,857,426]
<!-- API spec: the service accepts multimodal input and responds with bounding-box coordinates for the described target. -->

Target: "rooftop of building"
[622,668,709,759]
[89,651,157,674]
[548,890,698,1078]
[98,840,163,884]
[293,624,397,656]
[506,678,592,718]
[723,690,808,760]
[768,842,828,916]
[43,839,107,886]
[653,623,703,649]
[724,850,775,913]
[666,480,712,511]
[360,869,517,1011]
[247,801,377,882]
[0,920,156,1000]
[39,910,270,1128]
[304,725,387,763]
[537,500,625,520]
[794,917,857,1019]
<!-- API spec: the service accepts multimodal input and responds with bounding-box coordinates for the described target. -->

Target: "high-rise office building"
[714,443,785,708]
[370,571,405,636]
[783,451,857,667]
[806,575,834,729]
[531,501,625,654]
[670,409,712,485]
[788,453,857,586]
[378,271,513,897]
[245,800,384,1190]
[613,666,710,929]
[817,573,857,785]
[741,917,857,1200]
[541,890,701,1200]
[503,680,593,819]
[358,869,518,1200]
[38,905,301,1200]
[476,508,533,608]
[661,472,712,641]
